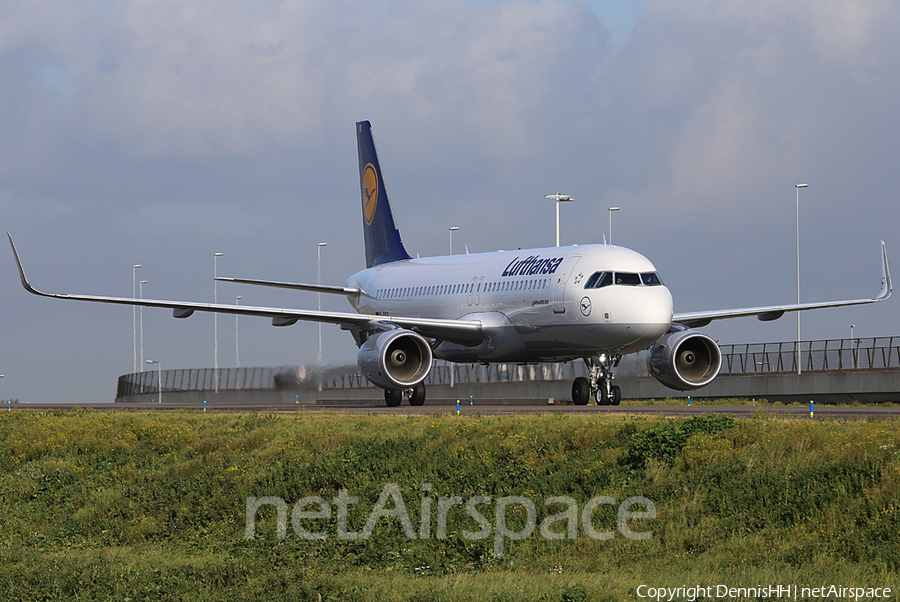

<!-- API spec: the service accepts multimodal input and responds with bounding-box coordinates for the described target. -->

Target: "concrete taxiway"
[8,399,900,419]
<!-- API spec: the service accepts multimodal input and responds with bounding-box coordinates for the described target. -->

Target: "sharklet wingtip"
[7,234,42,296]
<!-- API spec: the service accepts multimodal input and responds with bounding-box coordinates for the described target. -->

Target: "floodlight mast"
[544,193,574,247]
[795,184,808,375]
[449,227,459,255]
[146,360,161,404]
[132,264,141,373]
[317,242,327,392]
[608,207,620,245]
[214,252,224,393]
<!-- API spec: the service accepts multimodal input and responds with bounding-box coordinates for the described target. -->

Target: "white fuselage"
[346,244,674,363]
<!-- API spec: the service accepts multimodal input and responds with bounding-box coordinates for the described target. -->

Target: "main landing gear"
[384,382,427,407]
[572,354,621,406]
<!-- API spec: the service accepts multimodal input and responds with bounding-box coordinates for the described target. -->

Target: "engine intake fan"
[648,328,722,391]
[357,329,433,390]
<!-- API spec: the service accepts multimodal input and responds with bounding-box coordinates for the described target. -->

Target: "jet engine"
[357,329,433,390]
[647,328,722,391]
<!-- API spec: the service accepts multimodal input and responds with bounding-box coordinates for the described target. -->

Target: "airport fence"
[333,362,587,388]
[117,362,587,396]
[117,337,900,396]
[117,366,308,398]
[719,336,900,374]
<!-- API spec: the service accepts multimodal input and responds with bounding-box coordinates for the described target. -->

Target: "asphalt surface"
[8,400,900,419]
[298,402,900,418]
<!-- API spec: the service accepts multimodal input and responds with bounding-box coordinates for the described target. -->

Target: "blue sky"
[586,0,643,43]
[1,0,898,402]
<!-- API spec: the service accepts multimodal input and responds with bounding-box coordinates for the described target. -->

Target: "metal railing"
[117,337,900,397]
[116,362,589,396]
[331,361,587,389]
[116,366,312,398]
[719,337,900,375]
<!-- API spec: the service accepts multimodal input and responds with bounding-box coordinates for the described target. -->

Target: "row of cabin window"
[377,278,550,300]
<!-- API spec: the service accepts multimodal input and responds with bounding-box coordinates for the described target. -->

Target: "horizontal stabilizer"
[216,276,362,297]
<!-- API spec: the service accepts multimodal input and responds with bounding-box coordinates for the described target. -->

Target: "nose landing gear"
[572,354,621,405]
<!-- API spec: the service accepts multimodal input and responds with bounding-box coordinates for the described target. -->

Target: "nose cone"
[606,285,671,322]
[645,285,675,326]
[629,286,673,345]
[597,285,672,353]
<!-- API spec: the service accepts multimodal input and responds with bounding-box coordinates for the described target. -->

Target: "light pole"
[608,207,620,245]
[317,242,327,392]
[795,184,807,375]
[132,264,141,373]
[449,227,459,255]
[850,324,855,340]
[146,360,161,404]
[544,193,574,247]
[139,280,147,371]
[235,296,243,369]
[214,252,223,393]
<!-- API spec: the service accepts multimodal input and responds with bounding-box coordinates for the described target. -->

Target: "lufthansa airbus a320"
[8,121,892,406]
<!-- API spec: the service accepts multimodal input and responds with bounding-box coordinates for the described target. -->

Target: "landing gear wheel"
[572,377,590,405]
[583,353,623,407]
[610,385,621,406]
[384,389,402,407]
[408,382,427,406]
[597,386,610,406]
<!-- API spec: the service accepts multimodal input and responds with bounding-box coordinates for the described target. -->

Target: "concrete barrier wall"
[116,336,900,405]
[118,370,900,405]
[313,372,900,405]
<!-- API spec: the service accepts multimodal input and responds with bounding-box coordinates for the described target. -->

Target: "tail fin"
[357,120,412,268]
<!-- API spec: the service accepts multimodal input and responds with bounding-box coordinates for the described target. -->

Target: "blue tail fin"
[357,121,412,268]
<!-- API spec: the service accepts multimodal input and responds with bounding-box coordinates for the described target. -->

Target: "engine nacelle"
[357,329,433,390]
[647,329,722,391]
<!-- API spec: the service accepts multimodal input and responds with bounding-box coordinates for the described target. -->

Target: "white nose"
[617,286,673,326]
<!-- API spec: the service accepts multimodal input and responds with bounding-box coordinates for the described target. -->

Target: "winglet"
[7,233,43,297]
[878,240,892,301]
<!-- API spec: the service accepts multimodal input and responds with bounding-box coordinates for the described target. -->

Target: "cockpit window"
[584,271,613,289]
[615,272,642,286]
[641,272,664,286]
[585,270,664,287]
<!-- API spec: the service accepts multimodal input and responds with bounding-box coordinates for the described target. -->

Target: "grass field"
[0,409,897,601]
[622,397,900,407]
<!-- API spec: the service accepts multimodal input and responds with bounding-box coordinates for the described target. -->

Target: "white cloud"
[0,1,606,164]
[3,0,900,402]
[810,0,893,65]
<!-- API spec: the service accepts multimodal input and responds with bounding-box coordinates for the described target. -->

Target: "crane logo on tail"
[363,163,378,225]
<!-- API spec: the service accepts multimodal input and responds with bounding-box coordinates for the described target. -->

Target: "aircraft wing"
[215,276,363,297]
[673,241,891,328]
[8,234,483,346]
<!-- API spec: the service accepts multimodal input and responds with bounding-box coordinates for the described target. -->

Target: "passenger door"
[552,256,582,314]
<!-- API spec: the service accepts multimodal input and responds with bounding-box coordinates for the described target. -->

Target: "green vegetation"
[623,397,900,406]
[0,409,897,601]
